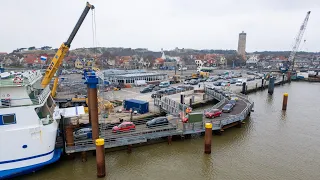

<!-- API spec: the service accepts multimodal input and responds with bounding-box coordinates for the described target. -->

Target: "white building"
[195,60,204,67]
[246,54,260,65]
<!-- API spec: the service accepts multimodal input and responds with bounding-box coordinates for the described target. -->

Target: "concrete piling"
[204,123,212,154]
[95,139,106,178]
[282,93,289,110]
[268,77,275,95]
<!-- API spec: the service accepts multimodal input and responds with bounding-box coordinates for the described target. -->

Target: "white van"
[235,79,246,86]
[159,81,170,88]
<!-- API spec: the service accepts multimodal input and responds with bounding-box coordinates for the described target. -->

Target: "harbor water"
[19,82,320,180]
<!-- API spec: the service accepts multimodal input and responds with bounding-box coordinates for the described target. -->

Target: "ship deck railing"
[0,70,42,87]
[0,86,51,108]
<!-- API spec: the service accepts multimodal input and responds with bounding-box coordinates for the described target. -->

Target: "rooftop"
[115,72,167,78]
[103,69,147,76]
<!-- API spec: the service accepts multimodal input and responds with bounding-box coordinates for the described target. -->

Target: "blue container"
[123,99,149,114]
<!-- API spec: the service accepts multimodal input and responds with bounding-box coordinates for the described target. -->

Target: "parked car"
[228,100,236,106]
[153,86,160,91]
[146,117,169,128]
[213,81,222,86]
[165,87,176,94]
[236,79,245,86]
[151,89,166,98]
[159,81,170,88]
[184,80,190,84]
[112,122,136,133]
[204,109,222,118]
[222,104,234,113]
[189,79,199,85]
[140,87,153,93]
[230,79,237,84]
[146,84,155,89]
[73,128,93,140]
[221,81,230,87]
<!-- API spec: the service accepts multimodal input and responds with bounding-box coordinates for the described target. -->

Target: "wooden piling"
[204,123,212,154]
[282,93,288,110]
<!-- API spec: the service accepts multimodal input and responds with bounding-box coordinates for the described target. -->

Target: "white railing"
[38,86,51,104]
[22,70,42,84]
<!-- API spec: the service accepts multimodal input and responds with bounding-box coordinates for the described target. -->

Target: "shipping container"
[123,99,149,114]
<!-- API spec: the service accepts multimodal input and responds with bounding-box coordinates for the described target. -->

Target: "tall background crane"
[287,11,311,72]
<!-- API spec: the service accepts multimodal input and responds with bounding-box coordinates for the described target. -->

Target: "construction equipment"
[41,2,95,88]
[169,75,181,84]
[192,71,209,79]
[282,11,311,72]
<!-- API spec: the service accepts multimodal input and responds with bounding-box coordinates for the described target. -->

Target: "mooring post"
[65,125,75,159]
[180,92,184,104]
[261,78,264,89]
[282,73,285,84]
[268,77,275,95]
[242,82,246,94]
[84,71,106,178]
[189,98,192,107]
[282,93,289,110]
[204,123,212,154]
[96,139,106,178]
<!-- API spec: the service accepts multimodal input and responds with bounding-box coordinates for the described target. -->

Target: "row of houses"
[246,54,320,68]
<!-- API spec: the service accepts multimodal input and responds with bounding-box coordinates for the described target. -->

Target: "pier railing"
[154,97,189,116]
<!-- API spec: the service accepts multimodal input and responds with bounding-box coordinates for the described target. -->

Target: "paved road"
[203,98,247,121]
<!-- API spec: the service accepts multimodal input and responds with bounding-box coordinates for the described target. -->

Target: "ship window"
[1,114,16,125]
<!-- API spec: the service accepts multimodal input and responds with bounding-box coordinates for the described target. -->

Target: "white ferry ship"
[0,70,62,179]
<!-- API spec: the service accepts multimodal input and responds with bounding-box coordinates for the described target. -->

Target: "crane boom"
[41,2,95,88]
[288,11,311,70]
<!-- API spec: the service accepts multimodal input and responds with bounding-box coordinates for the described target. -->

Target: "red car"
[112,122,136,133]
[204,109,222,118]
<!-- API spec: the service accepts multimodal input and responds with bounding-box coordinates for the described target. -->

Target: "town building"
[102,69,167,85]
[246,54,260,66]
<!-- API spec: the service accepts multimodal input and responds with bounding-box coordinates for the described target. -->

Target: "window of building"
[0,114,16,125]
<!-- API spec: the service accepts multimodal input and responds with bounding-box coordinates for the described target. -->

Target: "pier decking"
[64,86,254,153]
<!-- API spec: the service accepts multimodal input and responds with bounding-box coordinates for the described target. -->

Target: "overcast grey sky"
[1,0,319,53]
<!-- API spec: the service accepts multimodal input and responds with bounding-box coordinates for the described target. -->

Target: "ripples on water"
[20,82,320,180]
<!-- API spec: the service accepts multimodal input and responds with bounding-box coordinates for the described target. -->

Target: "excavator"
[41,2,114,114]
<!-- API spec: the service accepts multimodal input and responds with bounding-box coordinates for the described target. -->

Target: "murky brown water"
[19,82,320,180]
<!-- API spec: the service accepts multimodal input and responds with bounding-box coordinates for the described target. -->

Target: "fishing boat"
[0,70,62,179]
